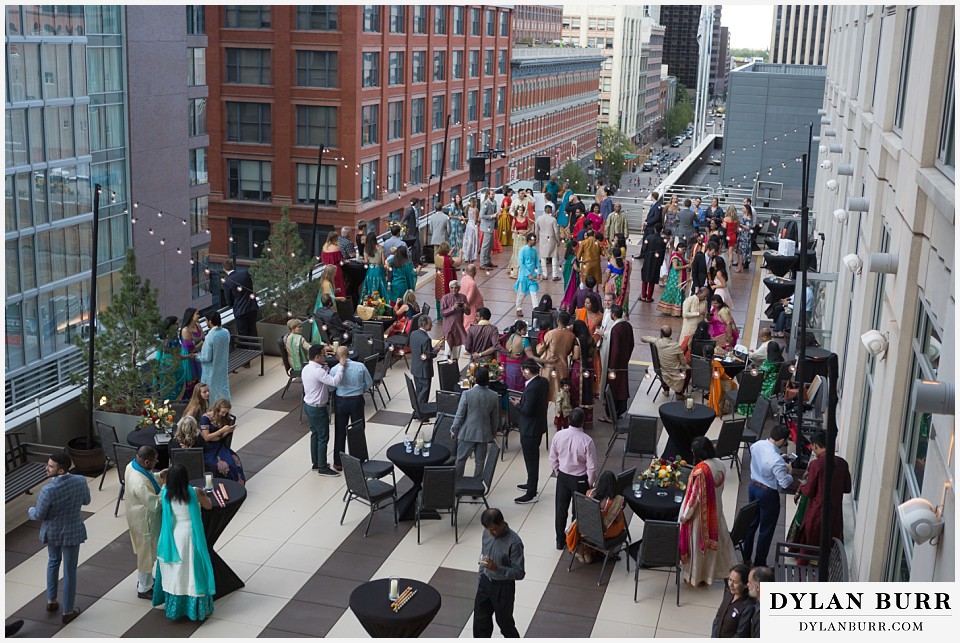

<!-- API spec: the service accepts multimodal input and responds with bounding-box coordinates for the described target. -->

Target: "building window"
[431,142,444,176]
[453,6,464,35]
[466,133,474,160]
[500,10,508,37]
[227,159,271,201]
[228,218,270,260]
[469,50,479,77]
[189,98,207,137]
[495,168,503,187]
[189,147,208,185]
[225,48,271,85]
[433,50,446,81]
[186,6,205,34]
[412,6,426,34]
[482,88,492,118]
[295,163,336,205]
[411,97,425,134]
[387,101,403,140]
[450,92,462,124]
[467,90,478,121]
[295,50,337,88]
[894,7,916,131]
[452,50,463,79]
[412,51,426,83]
[498,49,507,74]
[600,99,610,115]
[224,5,270,29]
[361,104,379,146]
[449,137,461,170]
[388,6,404,33]
[361,160,378,202]
[432,95,445,130]
[188,47,206,86]
[191,247,210,298]
[362,5,380,32]
[226,102,271,144]
[296,6,337,30]
[388,51,404,85]
[361,52,379,88]
[484,49,493,75]
[471,8,481,35]
[189,195,208,235]
[938,41,955,175]
[387,154,403,192]
[295,105,337,148]
[410,147,424,184]
[496,87,505,115]
[496,124,504,148]
[485,9,494,36]
[434,6,446,34]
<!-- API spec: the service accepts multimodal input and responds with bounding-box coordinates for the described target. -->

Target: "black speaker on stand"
[469,157,486,183]
[534,156,551,181]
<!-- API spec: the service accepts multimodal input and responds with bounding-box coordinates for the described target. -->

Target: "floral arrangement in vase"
[362,292,390,317]
[136,398,176,434]
[639,456,687,488]
[466,359,503,384]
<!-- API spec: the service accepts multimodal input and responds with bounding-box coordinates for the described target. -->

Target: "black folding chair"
[416,466,458,544]
[741,396,772,458]
[645,343,667,396]
[729,500,760,562]
[112,444,138,517]
[688,356,713,404]
[603,385,632,457]
[95,421,118,491]
[435,389,462,417]
[430,413,457,466]
[170,447,205,482]
[369,355,391,408]
[404,374,438,438]
[437,359,461,393]
[340,453,398,537]
[712,418,746,480]
[615,467,637,496]
[622,415,659,470]
[725,370,764,418]
[567,492,631,586]
[634,520,681,605]
[456,442,501,522]
[346,420,396,488]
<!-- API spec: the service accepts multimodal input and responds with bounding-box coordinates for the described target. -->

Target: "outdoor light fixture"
[823,128,837,137]
[846,196,870,212]
[912,380,955,416]
[829,144,844,153]
[818,145,828,154]
[834,208,849,223]
[897,498,945,545]
[837,163,855,176]
[820,159,833,170]
[842,254,862,274]
[867,252,899,274]
[820,116,832,125]
[817,108,827,116]
[826,179,839,191]
[860,330,889,359]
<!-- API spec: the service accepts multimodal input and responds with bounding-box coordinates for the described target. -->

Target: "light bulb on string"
[148,228,154,235]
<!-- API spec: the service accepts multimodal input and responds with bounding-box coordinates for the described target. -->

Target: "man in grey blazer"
[675,198,698,256]
[408,316,439,408]
[450,366,501,479]
[478,189,499,269]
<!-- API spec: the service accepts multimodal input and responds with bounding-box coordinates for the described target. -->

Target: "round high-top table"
[764,276,796,302]
[127,427,171,469]
[189,478,247,600]
[658,402,716,463]
[623,483,684,522]
[762,251,798,278]
[386,443,451,521]
[349,578,441,638]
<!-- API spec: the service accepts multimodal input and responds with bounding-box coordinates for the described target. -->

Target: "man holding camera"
[439,280,471,361]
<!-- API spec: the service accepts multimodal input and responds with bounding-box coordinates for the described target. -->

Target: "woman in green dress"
[360,231,389,300]
[389,246,417,298]
[309,265,339,342]
[656,241,690,317]
[154,316,191,401]
[737,341,784,415]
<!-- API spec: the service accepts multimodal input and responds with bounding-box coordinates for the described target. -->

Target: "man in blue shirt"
[382,225,406,258]
[329,346,373,471]
[28,451,91,625]
[742,424,795,567]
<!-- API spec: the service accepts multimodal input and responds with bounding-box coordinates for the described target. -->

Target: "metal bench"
[774,538,849,582]
[5,432,61,503]
[228,334,264,376]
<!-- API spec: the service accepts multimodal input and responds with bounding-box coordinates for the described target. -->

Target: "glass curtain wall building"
[5,5,130,417]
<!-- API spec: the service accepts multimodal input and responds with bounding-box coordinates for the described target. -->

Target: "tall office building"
[561,5,646,141]
[714,25,730,98]
[770,4,832,66]
[812,4,953,581]
[204,5,511,266]
[640,12,665,149]
[5,6,131,422]
[659,4,700,91]
[708,5,722,97]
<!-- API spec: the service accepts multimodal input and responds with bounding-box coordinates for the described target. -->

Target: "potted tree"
[70,248,181,471]
[252,206,319,355]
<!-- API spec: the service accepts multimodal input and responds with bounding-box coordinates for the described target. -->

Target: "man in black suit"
[402,198,422,268]
[644,191,663,235]
[689,241,718,298]
[314,294,355,346]
[408,316,439,408]
[222,258,259,337]
[511,359,549,504]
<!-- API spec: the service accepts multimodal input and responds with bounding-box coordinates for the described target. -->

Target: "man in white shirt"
[742,425,795,566]
[549,408,596,550]
[749,328,774,366]
[599,292,615,334]
[302,344,346,476]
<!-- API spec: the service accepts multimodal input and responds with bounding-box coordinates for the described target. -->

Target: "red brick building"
[512,5,563,45]
[205,5,511,262]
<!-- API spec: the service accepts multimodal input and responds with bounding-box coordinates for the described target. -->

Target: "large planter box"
[93,409,142,445]
[257,321,288,357]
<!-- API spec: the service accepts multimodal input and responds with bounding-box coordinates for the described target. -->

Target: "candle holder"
[388,577,399,601]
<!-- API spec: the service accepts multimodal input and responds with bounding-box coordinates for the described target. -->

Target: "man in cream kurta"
[124,445,167,598]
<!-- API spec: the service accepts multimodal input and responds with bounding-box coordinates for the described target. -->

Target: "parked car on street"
[641,161,654,172]
[671,137,683,147]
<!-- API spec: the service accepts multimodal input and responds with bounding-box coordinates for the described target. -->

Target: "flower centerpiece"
[137,398,176,434]
[361,292,391,318]
[639,456,687,489]
[466,359,503,384]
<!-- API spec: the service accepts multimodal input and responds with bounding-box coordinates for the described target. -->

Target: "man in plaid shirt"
[28,451,91,625]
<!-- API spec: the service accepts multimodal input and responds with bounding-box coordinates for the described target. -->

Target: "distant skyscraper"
[660,4,700,90]
[769,4,832,65]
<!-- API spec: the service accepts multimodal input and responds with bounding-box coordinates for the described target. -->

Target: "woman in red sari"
[570,319,598,429]
[575,293,604,397]
[320,231,346,297]
[433,242,461,320]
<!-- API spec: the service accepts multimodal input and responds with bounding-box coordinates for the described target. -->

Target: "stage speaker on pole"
[534,156,551,180]
[469,157,486,182]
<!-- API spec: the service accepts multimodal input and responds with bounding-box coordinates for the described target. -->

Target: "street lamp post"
[474,147,507,191]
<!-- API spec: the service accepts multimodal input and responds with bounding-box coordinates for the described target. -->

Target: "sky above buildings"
[722,3,775,50]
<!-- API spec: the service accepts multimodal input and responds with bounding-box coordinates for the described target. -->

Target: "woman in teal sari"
[737,341,784,415]
[557,184,573,228]
[388,246,418,298]
[360,231,389,300]
[153,463,216,622]
[155,316,191,401]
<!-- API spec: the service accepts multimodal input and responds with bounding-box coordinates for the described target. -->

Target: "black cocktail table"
[349,578,441,638]
[127,427,170,469]
[190,478,246,600]
[658,402,716,463]
[623,484,683,522]
[386,443,451,521]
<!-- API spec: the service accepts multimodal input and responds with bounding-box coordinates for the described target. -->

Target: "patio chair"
[95,421,118,491]
[567,492,631,586]
[622,415,659,470]
[712,418,746,480]
[340,453,398,537]
[455,442,501,522]
[112,444,138,517]
[435,389,462,417]
[725,370,764,418]
[603,385,631,457]
[416,466,458,544]
[277,335,304,423]
[634,520,681,605]
[404,374,438,438]
[169,447,205,482]
[729,500,760,562]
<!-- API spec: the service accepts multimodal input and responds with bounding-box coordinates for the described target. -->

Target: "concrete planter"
[93,409,142,445]
[257,321,288,357]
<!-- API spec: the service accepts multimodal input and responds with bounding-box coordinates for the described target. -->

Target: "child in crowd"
[554,378,572,430]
